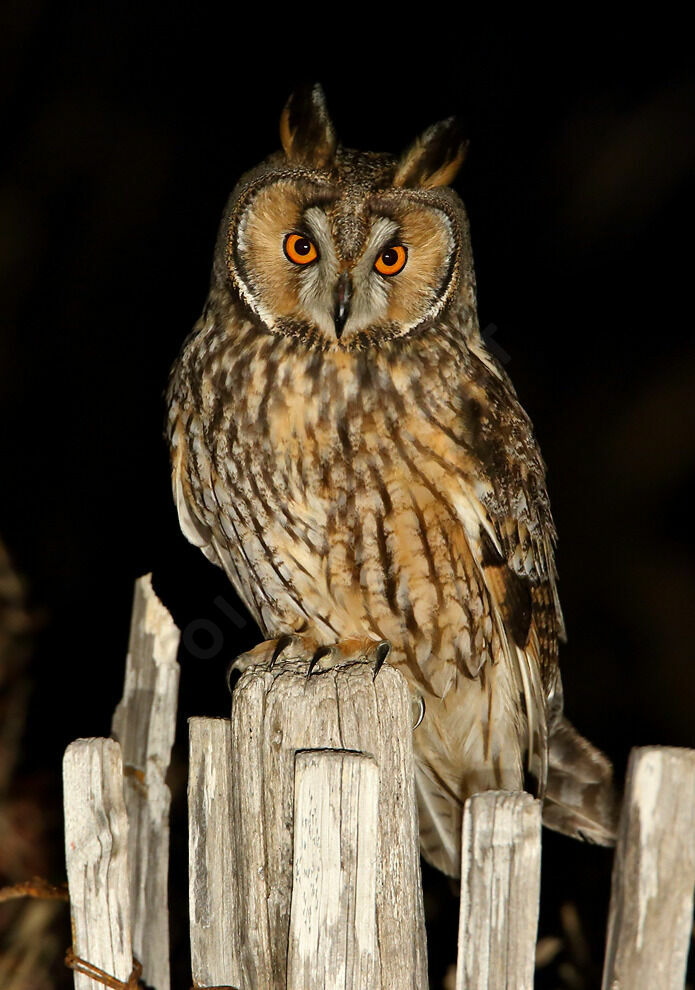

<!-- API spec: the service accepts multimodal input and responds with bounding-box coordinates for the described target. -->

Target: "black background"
[1,9,694,986]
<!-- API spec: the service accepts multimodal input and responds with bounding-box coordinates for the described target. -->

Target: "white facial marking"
[294,207,340,336]
[344,217,400,335]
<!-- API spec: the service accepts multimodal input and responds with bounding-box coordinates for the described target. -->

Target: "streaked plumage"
[167,85,617,876]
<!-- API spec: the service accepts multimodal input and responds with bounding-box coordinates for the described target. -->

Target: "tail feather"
[542,716,619,846]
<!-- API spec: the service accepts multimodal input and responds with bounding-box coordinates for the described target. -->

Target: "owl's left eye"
[284,233,318,265]
[374,245,408,277]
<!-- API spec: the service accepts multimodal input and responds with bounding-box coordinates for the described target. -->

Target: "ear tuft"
[279,83,337,169]
[393,117,468,189]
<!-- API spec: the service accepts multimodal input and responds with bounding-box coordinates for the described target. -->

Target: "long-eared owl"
[167,84,617,876]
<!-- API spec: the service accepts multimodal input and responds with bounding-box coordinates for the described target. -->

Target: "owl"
[167,84,617,877]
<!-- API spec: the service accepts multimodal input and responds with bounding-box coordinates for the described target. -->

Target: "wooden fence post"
[188,716,240,989]
[63,738,133,990]
[287,749,379,989]
[456,790,542,990]
[63,575,179,990]
[226,657,428,990]
[601,746,695,990]
[111,574,180,990]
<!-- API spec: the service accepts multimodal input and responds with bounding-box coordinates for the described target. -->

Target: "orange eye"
[284,233,318,265]
[374,244,407,277]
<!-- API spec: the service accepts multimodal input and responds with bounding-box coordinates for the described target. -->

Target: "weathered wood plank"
[229,659,428,990]
[188,716,240,990]
[287,750,379,990]
[601,746,695,990]
[63,738,132,990]
[111,574,180,990]
[456,790,542,990]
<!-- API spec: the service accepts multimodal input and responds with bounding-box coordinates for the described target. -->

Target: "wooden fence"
[62,577,695,989]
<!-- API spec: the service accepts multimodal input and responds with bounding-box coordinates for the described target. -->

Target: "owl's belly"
[219,484,474,685]
[212,450,523,752]
[191,328,497,683]
[221,457,492,679]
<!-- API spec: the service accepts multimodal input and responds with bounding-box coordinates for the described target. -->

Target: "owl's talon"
[412,693,426,729]
[226,650,256,685]
[306,645,334,677]
[270,633,296,667]
[371,640,391,681]
[225,658,237,694]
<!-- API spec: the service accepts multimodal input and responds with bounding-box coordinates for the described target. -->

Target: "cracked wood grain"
[228,659,427,989]
[63,738,132,990]
[456,790,541,990]
[188,716,240,989]
[111,574,180,990]
[601,746,695,990]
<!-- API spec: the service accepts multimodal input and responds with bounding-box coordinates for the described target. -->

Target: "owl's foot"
[230,634,391,681]
[305,637,391,681]
[230,632,321,675]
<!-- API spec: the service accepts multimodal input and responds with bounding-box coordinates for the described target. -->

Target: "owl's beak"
[333,271,352,340]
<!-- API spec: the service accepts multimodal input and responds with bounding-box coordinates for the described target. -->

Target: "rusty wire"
[0,877,68,903]
[65,948,143,989]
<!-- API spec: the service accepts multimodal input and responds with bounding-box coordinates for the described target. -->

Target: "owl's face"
[220,86,471,350]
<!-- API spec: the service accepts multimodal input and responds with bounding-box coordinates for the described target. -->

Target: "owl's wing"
[172,445,217,560]
[429,348,557,800]
[170,419,268,632]
[409,464,557,876]
[451,476,556,800]
[456,347,617,842]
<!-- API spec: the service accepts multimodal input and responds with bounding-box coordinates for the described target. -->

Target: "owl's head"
[218,84,474,350]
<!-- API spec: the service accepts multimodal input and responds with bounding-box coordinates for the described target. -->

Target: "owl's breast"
[175,325,541,692]
[209,340,495,687]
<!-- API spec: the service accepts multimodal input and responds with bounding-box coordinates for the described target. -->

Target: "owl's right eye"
[284,233,318,265]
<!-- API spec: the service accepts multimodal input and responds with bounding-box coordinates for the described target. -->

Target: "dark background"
[1,9,694,987]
